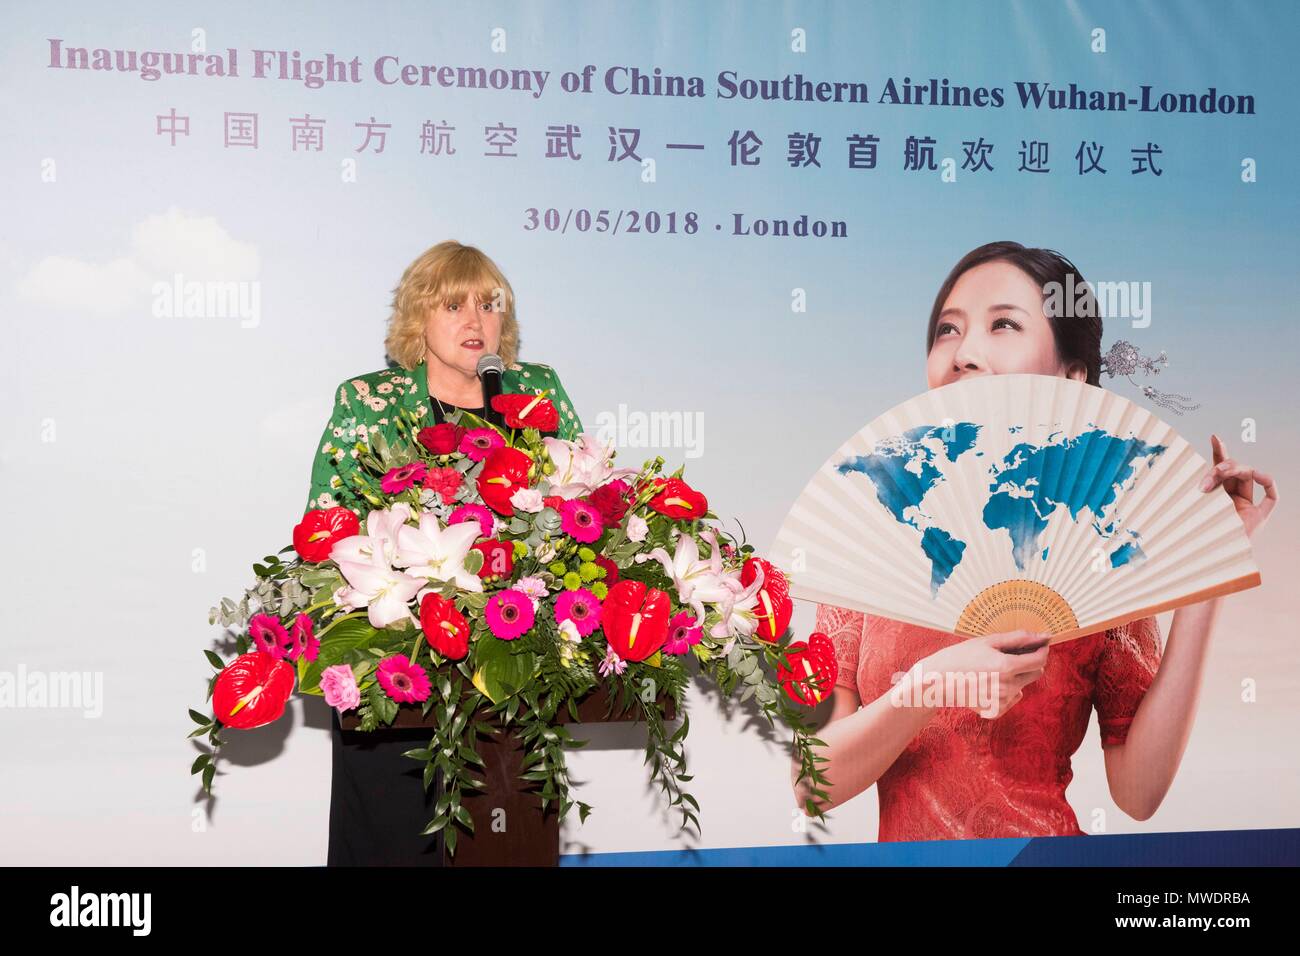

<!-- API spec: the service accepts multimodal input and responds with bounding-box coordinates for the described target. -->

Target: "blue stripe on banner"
[1007,827,1300,867]
[560,828,1300,867]
[561,838,1030,867]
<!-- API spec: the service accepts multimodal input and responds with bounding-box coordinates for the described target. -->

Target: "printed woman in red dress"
[791,242,1278,840]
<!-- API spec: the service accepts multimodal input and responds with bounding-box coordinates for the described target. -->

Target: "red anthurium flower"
[293,507,361,563]
[776,633,839,706]
[213,652,296,730]
[491,392,560,432]
[471,538,514,581]
[647,478,708,521]
[741,558,793,642]
[418,422,465,456]
[477,447,533,515]
[753,585,793,643]
[420,593,471,660]
[741,558,790,607]
[601,579,671,662]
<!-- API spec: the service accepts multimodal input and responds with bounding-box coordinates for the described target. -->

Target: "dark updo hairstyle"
[924,241,1103,386]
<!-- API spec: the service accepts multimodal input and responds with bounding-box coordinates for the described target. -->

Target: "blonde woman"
[306,240,583,865]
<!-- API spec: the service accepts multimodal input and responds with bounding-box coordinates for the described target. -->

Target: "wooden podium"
[339,686,676,866]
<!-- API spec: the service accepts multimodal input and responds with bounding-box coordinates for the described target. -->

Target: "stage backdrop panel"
[1,0,1296,863]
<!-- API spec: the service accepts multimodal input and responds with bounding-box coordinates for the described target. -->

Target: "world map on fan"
[836,423,1168,596]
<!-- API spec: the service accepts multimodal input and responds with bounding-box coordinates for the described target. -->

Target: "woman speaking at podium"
[793,241,1277,841]
[305,240,583,865]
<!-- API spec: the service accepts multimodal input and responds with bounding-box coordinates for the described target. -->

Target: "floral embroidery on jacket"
[305,360,583,517]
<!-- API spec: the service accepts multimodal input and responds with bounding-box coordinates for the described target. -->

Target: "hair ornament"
[1099,339,1200,415]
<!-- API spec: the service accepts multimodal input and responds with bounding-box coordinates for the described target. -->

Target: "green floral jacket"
[306,358,583,516]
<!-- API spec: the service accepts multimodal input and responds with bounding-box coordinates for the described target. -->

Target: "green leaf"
[371,687,399,725]
[188,708,211,725]
[457,744,485,767]
[299,618,386,694]
[471,635,538,705]
[299,568,344,591]
[462,549,484,576]
[203,651,224,670]
[201,763,215,793]
[459,591,489,611]
[190,754,210,774]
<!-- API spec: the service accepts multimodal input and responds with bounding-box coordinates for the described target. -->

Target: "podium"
[339,686,677,866]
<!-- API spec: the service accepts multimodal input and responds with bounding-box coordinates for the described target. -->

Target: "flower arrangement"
[190,392,837,856]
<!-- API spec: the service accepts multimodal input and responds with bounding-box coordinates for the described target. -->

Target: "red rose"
[602,579,671,662]
[293,507,361,563]
[776,633,839,706]
[420,593,471,660]
[418,422,465,456]
[491,392,560,432]
[592,554,619,586]
[647,478,708,521]
[471,538,515,581]
[477,446,533,515]
[543,495,565,510]
[213,652,296,730]
[590,479,632,525]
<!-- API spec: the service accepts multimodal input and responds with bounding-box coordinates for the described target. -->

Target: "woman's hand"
[918,630,1051,719]
[1201,434,1278,540]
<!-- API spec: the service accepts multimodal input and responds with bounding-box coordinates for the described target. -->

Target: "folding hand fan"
[771,374,1260,644]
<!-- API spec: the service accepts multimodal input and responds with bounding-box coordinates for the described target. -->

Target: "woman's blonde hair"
[384,240,520,369]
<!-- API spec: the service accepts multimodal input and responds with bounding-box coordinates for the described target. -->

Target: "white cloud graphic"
[15,207,260,315]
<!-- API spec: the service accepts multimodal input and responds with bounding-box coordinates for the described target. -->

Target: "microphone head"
[476,353,505,378]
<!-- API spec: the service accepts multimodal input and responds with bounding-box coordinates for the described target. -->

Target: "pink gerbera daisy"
[485,589,535,640]
[554,588,602,637]
[448,503,496,538]
[381,461,428,494]
[287,613,320,663]
[559,498,604,543]
[460,427,506,462]
[663,612,703,655]
[376,654,431,704]
[249,614,291,659]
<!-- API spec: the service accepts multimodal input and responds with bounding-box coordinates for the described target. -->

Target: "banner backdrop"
[2,0,1296,864]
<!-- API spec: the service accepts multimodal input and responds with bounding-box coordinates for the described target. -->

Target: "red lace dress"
[814,606,1164,841]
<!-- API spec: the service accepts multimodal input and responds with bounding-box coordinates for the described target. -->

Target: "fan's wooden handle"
[1002,637,1052,655]
[956,580,1078,638]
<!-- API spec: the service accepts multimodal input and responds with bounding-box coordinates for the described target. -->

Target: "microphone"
[477,353,505,426]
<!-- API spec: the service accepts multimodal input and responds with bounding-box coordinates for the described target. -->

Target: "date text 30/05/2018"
[522,208,848,238]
